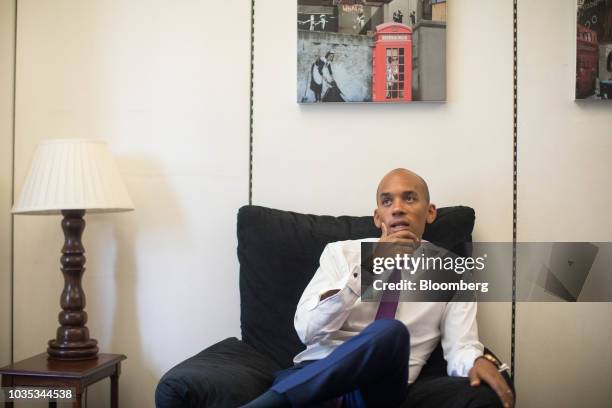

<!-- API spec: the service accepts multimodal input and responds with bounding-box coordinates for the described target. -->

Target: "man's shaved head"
[373,168,436,238]
[376,168,430,205]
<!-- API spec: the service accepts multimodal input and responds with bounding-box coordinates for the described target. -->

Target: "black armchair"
[155,205,510,407]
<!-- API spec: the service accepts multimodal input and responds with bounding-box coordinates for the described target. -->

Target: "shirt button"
[353,273,358,278]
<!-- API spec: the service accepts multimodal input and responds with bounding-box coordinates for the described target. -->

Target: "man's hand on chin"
[379,222,421,247]
[468,357,514,408]
[374,222,421,261]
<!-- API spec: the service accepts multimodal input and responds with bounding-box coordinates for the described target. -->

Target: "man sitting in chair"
[242,169,514,408]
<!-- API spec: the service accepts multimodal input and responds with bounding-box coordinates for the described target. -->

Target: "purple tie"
[374,268,401,320]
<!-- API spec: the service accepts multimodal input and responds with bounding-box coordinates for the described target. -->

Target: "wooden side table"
[0,353,126,408]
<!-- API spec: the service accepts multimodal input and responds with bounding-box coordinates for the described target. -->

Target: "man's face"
[373,171,437,239]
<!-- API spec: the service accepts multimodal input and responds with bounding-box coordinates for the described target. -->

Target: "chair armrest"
[155,337,281,408]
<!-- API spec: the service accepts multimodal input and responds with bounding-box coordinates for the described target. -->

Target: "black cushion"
[238,205,475,369]
[155,337,281,408]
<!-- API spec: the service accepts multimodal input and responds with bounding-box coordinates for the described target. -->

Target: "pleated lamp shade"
[12,139,134,215]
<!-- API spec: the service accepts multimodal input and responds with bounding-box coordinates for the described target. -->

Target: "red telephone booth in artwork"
[372,23,413,102]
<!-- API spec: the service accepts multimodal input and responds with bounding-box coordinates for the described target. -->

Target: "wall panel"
[12,1,250,406]
[516,0,612,406]
[253,0,514,368]
[0,0,15,368]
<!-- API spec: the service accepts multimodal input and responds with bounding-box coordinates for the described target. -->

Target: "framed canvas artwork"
[297,0,447,103]
[576,0,612,100]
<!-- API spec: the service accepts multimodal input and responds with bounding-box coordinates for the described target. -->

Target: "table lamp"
[12,139,134,360]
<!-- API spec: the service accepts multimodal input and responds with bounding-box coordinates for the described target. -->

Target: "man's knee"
[366,319,410,351]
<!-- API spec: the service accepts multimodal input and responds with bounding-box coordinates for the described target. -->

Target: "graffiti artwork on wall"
[307,51,345,102]
[297,13,338,32]
[297,0,448,103]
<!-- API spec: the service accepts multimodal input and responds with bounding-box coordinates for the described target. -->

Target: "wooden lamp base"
[48,338,98,360]
[47,210,99,361]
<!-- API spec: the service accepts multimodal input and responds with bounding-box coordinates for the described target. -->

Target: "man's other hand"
[468,357,514,408]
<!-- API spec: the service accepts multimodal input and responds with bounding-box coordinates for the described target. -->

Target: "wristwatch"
[477,353,511,373]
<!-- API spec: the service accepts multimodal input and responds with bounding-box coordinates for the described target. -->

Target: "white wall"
[7,1,612,407]
[516,0,612,406]
[253,0,514,366]
[12,1,250,406]
[0,0,15,368]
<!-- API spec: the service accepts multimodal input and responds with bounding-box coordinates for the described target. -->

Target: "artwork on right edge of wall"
[297,0,447,104]
[576,0,612,100]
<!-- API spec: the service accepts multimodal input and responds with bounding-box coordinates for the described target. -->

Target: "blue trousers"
[271,319,410,408]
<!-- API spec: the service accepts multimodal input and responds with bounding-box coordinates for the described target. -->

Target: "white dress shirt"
[293,238,484,384]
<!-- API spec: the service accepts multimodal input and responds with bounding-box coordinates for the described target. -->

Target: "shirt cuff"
[447,347,485,377]
[309,265,361,311]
